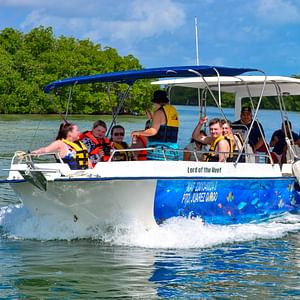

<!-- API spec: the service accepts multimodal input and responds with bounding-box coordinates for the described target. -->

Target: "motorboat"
[2,65,300,229]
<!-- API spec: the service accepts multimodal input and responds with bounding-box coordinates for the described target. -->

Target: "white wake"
[1,204,300,249]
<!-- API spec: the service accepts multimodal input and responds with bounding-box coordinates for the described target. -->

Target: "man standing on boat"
[131,90,179,160]
[232,106,266,155]
[80,120,113,166]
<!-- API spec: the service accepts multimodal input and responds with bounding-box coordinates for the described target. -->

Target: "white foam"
[100,215,300,249]
[0,205,90,240]
[1,205,300,248]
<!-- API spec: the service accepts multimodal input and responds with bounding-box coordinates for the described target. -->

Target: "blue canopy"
[44,65,258,93]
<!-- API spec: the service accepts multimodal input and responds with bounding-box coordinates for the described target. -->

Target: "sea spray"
[1,204,300,248]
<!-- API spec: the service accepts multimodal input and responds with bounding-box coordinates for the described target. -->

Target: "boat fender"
[292,160,300,184]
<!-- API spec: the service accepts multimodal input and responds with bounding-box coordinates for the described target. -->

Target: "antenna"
[194,16,203,119]
[195,16,200,65]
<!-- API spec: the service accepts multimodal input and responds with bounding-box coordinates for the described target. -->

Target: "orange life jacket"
[80,131,112,162]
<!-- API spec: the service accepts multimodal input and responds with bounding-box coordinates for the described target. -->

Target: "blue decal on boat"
[237,202,247,210]
[153,177,298,225]
[251,198,259,205]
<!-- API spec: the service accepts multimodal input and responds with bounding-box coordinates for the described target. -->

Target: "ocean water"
[0,107,300,299]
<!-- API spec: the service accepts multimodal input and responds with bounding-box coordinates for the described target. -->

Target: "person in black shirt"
[270,120,299,163]
[232,106,266,153]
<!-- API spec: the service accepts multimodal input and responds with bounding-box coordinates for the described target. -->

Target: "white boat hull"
[6,161,300,229]
[10,179,157,229]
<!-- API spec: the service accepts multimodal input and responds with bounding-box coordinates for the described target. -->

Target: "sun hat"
[152,90,169,104]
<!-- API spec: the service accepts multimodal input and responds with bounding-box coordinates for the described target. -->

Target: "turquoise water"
[0,107,300,299]
[0,237,299,299]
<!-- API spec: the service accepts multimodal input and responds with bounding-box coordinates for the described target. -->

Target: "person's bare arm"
[195,136,212,145]
[183,150,191,161]
[192,117,212,145]
[131,110,164,137]
[217,139,230,162]
[192,116,207,141]
[32,140,63,155]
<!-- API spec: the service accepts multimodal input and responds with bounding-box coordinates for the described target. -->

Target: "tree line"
[171,86,300,111]
[0,26,299,114]
[0,26,157,114]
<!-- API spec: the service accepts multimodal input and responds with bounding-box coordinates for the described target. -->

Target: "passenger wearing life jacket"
[80,120,113,166]
[110,125,134,161]
[221,119,242,162]
[131,135,147,160]
[131,90,179,160]
[32,122,91,170]
[130,110,152,161]
[192,117,230,162]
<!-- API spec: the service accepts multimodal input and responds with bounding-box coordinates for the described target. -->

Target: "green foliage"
[170,86,300,111]
[0,26,299,114]
[0,26,156,114]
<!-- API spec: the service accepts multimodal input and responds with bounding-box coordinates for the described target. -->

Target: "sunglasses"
[113,132,124,136]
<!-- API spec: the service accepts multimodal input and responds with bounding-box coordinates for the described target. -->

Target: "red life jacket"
[136,136,147,161]
[80,131,112,162]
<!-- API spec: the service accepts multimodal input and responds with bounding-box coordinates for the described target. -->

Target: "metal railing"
[9,147,275,166]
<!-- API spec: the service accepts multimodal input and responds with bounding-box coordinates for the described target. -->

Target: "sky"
[0,0,300,75]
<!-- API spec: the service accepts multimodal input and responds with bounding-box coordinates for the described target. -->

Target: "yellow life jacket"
[163,104,179,127]
[112,142,133,161]
[62,139,89,169]
[206,135,225,162]
[224,136,234,159]
[148,104,179,143]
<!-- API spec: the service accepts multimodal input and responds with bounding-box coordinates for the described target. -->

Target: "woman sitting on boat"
[221,119,244,162]
[192,117,231,162]
[131,90,179,160]
[32,122,91,170]
[110,125,134,161]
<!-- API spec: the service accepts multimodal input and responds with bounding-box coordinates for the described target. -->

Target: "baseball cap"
[241,106,252,113]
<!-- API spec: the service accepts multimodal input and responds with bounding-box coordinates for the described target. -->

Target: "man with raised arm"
[192,117,230,162]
